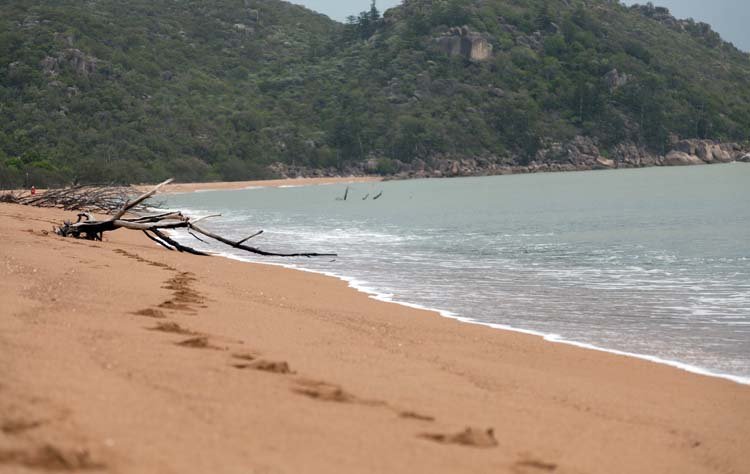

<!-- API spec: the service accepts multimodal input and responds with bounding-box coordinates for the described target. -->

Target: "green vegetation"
[1,0,748,186]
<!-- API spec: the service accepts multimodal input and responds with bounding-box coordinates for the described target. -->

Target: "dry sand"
[1,202,748,474]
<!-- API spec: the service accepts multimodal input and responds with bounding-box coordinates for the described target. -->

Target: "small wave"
[180,244,750,387]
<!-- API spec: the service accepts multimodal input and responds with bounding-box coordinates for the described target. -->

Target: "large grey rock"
[709,144,733,163]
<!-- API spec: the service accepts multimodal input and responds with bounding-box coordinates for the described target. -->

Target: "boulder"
[673,140,698,155]
[603,69,629,91]
[709,144,732,163]
[435,27,493,61]
[663,150,704,166]
[62,49,98,76]
[535,136,603,167]
[40,49,99,77]
[611,142,660,167]
[40,56,59,76]
[671,139,735,164]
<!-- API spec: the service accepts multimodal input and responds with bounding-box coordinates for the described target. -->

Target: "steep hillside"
[0,0,341,185]
[1,0,749,186]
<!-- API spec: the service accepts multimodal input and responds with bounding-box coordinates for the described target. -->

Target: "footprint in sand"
[1,419,45,435]
[233,359,293,374]
[175,336,223,350]
[512,458,558,472]
[157,272,206,312]
[0,444,103,471]
[419,427,498,448]
[132,308,167,319]
[291,380,358,403]
[158,300,195,312]
[232,352,260,362]
[398,411,435,422]
[148,322,199,336]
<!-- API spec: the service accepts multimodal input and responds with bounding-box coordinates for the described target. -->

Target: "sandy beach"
[1,201,749,474]
[135,176,382,195]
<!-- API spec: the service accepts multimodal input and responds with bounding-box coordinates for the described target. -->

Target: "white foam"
[194,246,750,387]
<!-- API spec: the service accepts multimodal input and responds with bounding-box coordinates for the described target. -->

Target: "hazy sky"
[291,0,749,51]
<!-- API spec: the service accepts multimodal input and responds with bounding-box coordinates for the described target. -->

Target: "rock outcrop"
[267,138,748,180]
[435,27,493,61]
[663,150,705,166]
[669,139,741,164]
[610,142,660,167]
[40,49,99,77]
[603,69,630,91]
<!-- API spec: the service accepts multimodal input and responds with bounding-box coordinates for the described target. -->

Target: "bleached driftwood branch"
[1,184,151,214]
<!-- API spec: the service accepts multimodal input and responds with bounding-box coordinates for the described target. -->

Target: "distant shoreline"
[146,159,750,196]
[138,176,382,195]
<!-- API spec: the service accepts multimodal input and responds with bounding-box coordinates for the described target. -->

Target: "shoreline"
[2,202,748,473]
[214,249,750,386]
[138,175,382,194]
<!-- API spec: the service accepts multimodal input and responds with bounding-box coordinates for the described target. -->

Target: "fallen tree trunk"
[55,179,336,258]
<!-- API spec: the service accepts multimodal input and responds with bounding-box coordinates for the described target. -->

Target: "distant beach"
[137,176,382,195]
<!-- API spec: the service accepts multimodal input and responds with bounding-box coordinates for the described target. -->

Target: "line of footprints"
[117,249,558,472]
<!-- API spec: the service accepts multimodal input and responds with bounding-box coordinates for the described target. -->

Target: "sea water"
[163,163,750,383]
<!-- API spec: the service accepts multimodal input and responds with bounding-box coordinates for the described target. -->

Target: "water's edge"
[206,247,750,386]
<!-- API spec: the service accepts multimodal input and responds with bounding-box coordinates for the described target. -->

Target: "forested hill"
[1,0,749,186]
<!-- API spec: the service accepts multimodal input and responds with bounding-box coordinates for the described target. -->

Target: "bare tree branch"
[53,179,336,259]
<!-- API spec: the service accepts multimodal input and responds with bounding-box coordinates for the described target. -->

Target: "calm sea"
[163,163,750,383]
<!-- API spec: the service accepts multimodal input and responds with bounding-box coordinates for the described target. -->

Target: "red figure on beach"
[30,186,36,196]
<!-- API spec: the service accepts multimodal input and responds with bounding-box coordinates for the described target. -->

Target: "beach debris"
[335,186,350,201]
[1,184,149,214]
[53,179,337,258]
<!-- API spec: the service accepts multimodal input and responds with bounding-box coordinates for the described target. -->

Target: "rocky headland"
[269,137,750,180]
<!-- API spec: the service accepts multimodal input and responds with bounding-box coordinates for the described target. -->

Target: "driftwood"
[55,179,336,258]
[2,184,149,214]
[335,186,350,201]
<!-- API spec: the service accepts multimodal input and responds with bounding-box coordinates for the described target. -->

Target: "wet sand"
[1,202,748,473]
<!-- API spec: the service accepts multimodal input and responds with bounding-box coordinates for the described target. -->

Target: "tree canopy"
[1,0,748,187]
